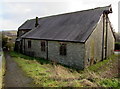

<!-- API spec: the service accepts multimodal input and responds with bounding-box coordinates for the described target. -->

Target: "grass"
[0,52,3,88]
[9,51,119,87]
[88,55,116,72]
[0,52,5,88]
[0,66,2,88]
[99,78,119,87]
[10,52,82,87]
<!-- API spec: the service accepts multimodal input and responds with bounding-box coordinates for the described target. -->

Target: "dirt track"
[3,52,34,87]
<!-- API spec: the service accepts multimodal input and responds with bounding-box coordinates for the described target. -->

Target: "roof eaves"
[22,37,85,43]
[83,14,103,43]
[18,20,29,30]
[21,25,40,38]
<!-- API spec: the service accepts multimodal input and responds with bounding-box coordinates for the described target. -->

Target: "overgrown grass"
[0,52,5,88]
[88,55,116,72]
[0,66,2,88]
[0,52,3,89]
[9,51,119,87]
[10,51,82,87]
[99,78,119,87]
[10,52,50,64]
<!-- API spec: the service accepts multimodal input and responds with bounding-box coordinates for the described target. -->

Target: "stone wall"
[48,41,85,69]
[85,14,115,67]
[22,39,47,59]
[85,15,103,67]
[22,39,85,69]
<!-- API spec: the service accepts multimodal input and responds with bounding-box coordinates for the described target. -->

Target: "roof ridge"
[27,5,111,21]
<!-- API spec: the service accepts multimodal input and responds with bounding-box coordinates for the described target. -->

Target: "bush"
[2,35,14,51]
[115,42,120,50]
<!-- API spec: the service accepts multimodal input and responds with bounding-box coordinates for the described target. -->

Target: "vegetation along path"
[2,51,120,87]
[3,52,34,87]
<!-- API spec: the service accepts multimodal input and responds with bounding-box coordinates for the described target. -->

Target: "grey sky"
[0,0,119,32]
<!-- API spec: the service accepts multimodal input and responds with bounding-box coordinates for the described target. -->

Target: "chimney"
[35,17,39,27]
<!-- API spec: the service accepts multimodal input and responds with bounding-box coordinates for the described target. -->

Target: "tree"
[2,34,8,48]
[115,32,120,42]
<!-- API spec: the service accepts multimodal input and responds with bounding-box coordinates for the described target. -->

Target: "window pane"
[41,41,45,51]
[28,40,31,48]
[60,43,66,55]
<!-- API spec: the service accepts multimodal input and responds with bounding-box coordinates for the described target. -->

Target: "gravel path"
[3,52,34,87]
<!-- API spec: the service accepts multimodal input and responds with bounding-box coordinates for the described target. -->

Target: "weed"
[99,78,119,87]
[88,55,117,72]
[9,51,119,87]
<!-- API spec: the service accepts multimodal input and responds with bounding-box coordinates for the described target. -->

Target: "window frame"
[28,40,31,48]
[41,41,46,52]
[59,42,67,56]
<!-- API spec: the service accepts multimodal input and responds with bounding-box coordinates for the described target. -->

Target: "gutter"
[21,37,85,44]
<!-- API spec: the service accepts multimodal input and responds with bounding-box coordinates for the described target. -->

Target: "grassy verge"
[0,52,2,89]
[0,52,6,88]
[2,53,6,88]
[99,78,119,87]
[88,55,116,72]
[10,51,119,87]
[0,72,1,88]
[10,52,82,87]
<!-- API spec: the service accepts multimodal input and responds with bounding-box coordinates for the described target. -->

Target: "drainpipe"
[46,41,48,60]
[24,39,25,54]
[21,39,23,53]
[102,5,112,60]
[105,14,108,59]
[102,13,105,61]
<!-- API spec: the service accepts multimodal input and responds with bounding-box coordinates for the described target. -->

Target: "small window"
[41,41,46,51]
[60,43,67,55]
[28,40,31,48]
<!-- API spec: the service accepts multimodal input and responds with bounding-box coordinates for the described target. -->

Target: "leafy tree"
[115,32,120,42]
[2,35,8,48]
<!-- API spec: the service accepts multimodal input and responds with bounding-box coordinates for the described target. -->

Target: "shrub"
[115,42,120,50]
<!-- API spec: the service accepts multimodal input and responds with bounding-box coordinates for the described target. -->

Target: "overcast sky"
[0,0,119,32]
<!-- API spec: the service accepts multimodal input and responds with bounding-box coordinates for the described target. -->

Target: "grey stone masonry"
[23,39,47,59]
[84,14,115,68]
[22,39,85,69]
[48,41,85,69]
[85,15,103,67]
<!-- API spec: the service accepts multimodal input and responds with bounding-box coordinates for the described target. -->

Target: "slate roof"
[21,5,112,42]
[18,19,41,30]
